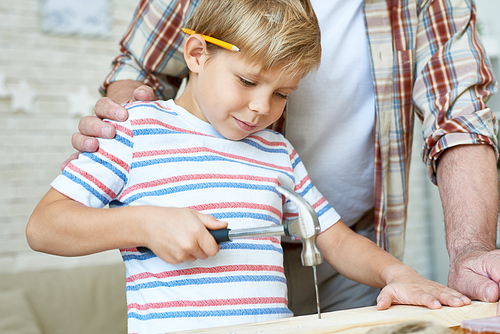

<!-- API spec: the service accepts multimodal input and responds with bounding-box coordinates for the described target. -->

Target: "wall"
[0,0,138,273]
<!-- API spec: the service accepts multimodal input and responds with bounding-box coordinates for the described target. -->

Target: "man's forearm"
[436,144,498,262]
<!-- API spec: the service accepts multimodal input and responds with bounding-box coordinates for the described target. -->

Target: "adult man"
[68,0,500,314]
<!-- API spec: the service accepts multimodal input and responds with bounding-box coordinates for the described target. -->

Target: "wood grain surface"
[175,302,497,334]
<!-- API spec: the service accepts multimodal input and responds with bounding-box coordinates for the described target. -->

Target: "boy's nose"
[248,95,271,115]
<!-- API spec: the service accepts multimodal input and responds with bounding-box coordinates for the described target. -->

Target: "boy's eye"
[274,91,288,100]
[239,77,255,86]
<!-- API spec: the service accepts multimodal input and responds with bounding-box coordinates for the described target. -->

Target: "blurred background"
[0,0,498,287]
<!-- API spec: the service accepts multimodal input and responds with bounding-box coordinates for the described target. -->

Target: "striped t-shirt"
[51,99,340,332]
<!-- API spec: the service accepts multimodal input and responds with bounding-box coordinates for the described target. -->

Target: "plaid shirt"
[100,0,498,259]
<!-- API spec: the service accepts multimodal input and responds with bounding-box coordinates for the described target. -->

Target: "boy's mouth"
[234,117,258,132]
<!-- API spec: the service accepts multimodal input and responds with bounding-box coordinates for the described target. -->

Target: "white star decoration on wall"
[9,78,37,113]
[67,86,97,117]
[0,74,9,98]
[0,74,97,116]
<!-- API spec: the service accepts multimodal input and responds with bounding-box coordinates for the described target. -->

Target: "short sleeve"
[51,119,134,208]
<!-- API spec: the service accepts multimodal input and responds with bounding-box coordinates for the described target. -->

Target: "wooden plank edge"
[175,301,497,334]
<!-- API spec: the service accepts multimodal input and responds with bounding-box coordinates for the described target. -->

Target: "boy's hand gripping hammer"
[137,185,324,318]
[209,185,324,318]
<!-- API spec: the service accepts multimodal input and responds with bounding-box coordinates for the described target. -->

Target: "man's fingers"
[60,152,80,171]
[77,114,116,139]
[497,295,500,316]
[94,96,128,121]
[450,269,499,303]
[132,85,157,102]
[481,282,500,302]
[71,133,99,153]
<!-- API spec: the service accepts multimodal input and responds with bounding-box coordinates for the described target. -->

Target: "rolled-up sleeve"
[412,0,498,182]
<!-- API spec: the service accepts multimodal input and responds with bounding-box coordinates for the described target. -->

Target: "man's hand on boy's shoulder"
[61,82,156,170]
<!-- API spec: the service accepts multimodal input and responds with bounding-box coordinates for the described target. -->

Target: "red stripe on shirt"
[189,202,282,219]
[119,174,279,199]
[131,118,213,137]
[283,197,327,219]
[128,297,288,310]
[126,264,284,283]
[247,134,287,147]
[67,163,117,199]
[97,148,130,172]
[133,146,294,172]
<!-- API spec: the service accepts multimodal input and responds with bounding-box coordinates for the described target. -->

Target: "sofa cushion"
[0,263,127,334]
[0,288,42,334]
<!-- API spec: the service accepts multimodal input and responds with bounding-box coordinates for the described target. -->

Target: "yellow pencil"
[181,28,240,52]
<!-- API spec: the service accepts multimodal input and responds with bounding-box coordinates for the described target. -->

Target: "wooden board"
[176,301,497,334]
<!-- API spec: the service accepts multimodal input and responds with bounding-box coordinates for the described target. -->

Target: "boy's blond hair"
[186,0,321,78]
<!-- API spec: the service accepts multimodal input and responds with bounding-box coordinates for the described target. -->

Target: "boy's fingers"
[426,298,442,309]
[199,213,228,230]
[376,296,392,310]
[436,288,470,307]
[194,213,226,257]
[198,233,221,258]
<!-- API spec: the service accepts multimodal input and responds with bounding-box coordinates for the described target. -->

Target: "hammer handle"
[209,228,232,243]
[136,228,232,253]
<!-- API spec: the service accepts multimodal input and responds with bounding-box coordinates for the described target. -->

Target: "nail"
[116,108,126,121]
[483,287,492,301]
[102,126,113,138]
[84,139,93,151]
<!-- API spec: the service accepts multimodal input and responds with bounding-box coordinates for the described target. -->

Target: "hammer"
[208,185,324,318]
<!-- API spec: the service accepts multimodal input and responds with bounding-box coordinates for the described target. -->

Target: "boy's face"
[187,50,302,140]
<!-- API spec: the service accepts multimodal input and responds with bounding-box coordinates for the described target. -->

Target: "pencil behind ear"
[184,34,208,73]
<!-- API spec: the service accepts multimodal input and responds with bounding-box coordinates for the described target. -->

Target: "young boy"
[27,0,470,332]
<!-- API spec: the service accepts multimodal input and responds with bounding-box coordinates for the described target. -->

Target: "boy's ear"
[184,35,208,73]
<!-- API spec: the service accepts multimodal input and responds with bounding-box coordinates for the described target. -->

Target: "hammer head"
[276,185,323,267]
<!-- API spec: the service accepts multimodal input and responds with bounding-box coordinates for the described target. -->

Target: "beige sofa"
[0,263,127,334]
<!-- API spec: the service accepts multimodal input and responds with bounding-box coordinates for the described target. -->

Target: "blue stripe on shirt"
[241,138,289,155]
[122,242,282,262]
[126,274,287,291]
[211,212,280,225]
[127,103,178,116]
[130,155,294,182]
[62,170,109,206]
[220,242,283,253]
[122,182,281,204]
[133,128,181,136]
[128,307,292,320]
[81,152,128,183]
[291,155,301,169]
[316,203,334,217]
[114,134,133,148]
